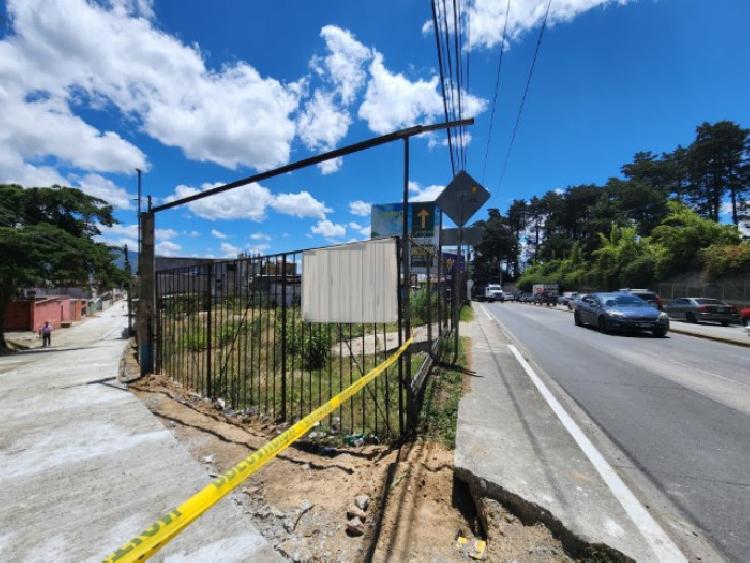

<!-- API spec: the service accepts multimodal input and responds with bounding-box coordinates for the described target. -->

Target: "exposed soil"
[121,339,577,562]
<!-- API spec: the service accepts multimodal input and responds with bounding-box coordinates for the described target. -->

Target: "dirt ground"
[122,341,576,562]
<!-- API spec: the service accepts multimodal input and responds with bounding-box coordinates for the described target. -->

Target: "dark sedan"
[574,292,670,336]
[663,298,740,326]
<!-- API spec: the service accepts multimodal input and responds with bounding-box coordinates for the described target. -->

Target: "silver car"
[663,298,740,326]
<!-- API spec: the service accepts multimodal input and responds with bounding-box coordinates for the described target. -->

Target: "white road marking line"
[479,303,493,320]
[507,343,686,562]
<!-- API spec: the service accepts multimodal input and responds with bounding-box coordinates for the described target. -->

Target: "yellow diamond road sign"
[436,170,490,227]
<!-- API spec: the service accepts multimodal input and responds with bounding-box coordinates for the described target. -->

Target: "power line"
[430,0,456,176]
[498,0,552,191]
[481,0,512,183]
[465,0,471,170]
[440,0,459,168]
[452,0,464,169]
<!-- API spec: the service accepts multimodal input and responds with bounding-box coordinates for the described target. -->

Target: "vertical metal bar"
[401,138,413,432]
[437,210,443,336]
[349,323,354,433]
[205,263,213,398]
[395,236,404,437]
[280,254,288,421]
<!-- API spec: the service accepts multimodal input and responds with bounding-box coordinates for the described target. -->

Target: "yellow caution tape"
[103,337,413,563]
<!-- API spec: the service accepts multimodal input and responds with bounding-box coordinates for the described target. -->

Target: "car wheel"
[652,327,668,337]
[685,312,696,323]
[721,320,729,327]
[743,318,749,327]
[574,311,583,327]
[597,316,609,333]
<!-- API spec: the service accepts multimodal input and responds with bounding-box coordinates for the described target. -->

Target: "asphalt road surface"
[485,301,750,562]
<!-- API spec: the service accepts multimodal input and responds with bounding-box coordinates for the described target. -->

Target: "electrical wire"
[452,0,464,169]
[481,0,511,183]
[430,0,456,177]
[498,0,552,191]
[440,0,459,167]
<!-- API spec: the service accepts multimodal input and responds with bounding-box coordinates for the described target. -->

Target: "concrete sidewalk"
[455,307,685,561]
[0,302,278,562]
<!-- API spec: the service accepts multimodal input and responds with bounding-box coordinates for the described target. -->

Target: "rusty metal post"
[137,210,155,376]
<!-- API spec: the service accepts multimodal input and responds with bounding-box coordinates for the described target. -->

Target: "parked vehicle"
[574,292,669,336]
[502,291,516,302]
[483,284,504,302]
[742,307,750,327]
[532,284,559,306]
[620,288,663,310]
[519,292,534,303]
[559,291,579,309]
[663,298,740,326]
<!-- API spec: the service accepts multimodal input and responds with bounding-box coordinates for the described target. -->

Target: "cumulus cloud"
[220,242,241,258]
[164,183,330,221]
[358,52,486,134]
[348,222,371,238]
[156,241,181,256]
[270,190,331,219]
[211,229,228,240]
[469,0,632,50]
[409,181,444,202]
[349,200,372,217]
[300,25,372,173]
[311,219,346,238]
[250,232,272,241]
[75,174,134,210]
[2,0,300,174]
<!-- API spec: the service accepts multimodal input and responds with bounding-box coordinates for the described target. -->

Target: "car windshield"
[602,295,649,307]
[633,292,656,300]
[695,298,724,305]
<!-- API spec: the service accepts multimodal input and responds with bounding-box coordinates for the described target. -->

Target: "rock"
[214,397,226,409]
[168,421,177,427]
[200,454,215,464]
[503,512,517,524]
[347,507,367,522]
[346,516,365,537]
[354,495,370,511]
[302,463,310,470]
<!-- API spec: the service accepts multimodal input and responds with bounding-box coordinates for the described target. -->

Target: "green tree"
[685,121,749,223]
[0,184,128,349]
[473,209,516,286]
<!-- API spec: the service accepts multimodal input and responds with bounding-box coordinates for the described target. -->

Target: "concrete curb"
[668,327,750,348]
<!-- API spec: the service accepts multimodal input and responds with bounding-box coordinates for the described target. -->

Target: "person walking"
[39,321,53,348]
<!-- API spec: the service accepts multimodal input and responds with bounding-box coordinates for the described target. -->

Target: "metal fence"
[654,278,750,306]
[154,241,457,440]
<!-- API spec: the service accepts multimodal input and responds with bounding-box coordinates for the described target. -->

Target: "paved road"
[485,302,750,562]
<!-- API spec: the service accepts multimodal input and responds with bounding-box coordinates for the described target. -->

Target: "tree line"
[472,120,750,291]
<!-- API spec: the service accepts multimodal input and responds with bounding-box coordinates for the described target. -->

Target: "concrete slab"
[0,302,279,562]
[454,307,679,561]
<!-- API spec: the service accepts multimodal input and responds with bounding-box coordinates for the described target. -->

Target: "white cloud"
[250,232,271,241]
[247,243,271,256]
[3,0,300,172]
[166,182,273,221]
[187,230,200,238]
[297,91,351,152]
[271,190,331,219]
[409,181,444,202]
[421,20,434,36]
[164,183,330,222]
[311,219,346,238]
[299,26,371,174]
[156,241,181,257]
[358,52,486,134]
[220,242,241,258]
[97,223,177,247]
[318,157,343,174]
[75,173,134,210]
[348,222,371,238]
[349,200,372,217]
[316,25,372,105]
[211,229,228,240]
[469,0,632,50]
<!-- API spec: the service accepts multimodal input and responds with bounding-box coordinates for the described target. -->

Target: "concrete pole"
[138,210,155,376]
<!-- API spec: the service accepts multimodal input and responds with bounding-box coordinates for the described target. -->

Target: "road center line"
[506,342,686,562]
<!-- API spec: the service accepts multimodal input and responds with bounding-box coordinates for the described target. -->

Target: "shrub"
[287,324,332,370]
[701,243,750,279]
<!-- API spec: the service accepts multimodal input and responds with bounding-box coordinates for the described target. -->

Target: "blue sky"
[1,0,748,257]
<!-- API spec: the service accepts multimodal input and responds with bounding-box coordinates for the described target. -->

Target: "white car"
[503,291,516,301]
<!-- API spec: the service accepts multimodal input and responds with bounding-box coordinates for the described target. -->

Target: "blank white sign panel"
[302,238,398,323]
